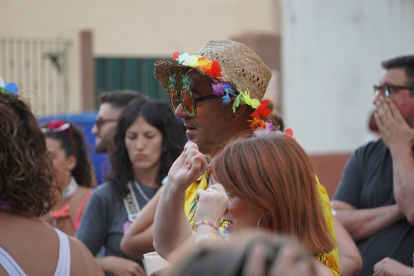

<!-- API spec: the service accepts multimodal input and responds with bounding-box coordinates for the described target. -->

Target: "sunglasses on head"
[168,71,219,117]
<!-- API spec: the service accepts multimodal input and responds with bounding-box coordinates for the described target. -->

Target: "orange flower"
[207,60,222,78]
[250,100,271,119]
[173,52,180,59]
[247,117,266,130]
[197,57,212,70]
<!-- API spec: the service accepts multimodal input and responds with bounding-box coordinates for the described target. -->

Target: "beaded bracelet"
[193,220,219,231]
[195,233,218,243]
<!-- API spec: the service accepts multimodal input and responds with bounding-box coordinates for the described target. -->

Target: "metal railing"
[0,37,72,115]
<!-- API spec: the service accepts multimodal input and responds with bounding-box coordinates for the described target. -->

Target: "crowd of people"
[0,39,413,276]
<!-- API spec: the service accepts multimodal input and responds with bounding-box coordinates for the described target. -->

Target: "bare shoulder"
[68,236,104,276]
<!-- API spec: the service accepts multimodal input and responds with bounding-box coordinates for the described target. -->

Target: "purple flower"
[212,82,232,96]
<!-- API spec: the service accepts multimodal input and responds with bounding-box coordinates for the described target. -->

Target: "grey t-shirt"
[76,181,159,275]
[333,140,414,275]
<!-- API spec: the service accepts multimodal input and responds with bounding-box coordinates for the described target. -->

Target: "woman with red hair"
[166,133,338,275]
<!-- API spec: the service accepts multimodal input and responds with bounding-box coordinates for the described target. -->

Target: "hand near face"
[194,183,228,225]
[167,142,208,192]
[242,243,316,276]
[373,257,414,276]
[374,95,414,151]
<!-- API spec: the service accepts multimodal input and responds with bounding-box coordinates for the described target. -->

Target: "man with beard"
[332,55,414,275]
[92,90,145,153]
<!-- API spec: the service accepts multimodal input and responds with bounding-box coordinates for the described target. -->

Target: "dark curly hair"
[43,121,94,188]
[0,93,56,217]
[107,98,185,198]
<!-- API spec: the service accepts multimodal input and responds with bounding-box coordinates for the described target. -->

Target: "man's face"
[91,103,123,153]
[174,70,233,155]
[374,68,414,126]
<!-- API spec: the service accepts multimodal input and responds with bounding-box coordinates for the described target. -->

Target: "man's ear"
[66,155,77,172]
[231,103,249,121]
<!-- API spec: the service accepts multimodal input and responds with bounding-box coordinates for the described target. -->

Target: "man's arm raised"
[375,95,414,224]
[331,200,405,241]
[153,142,207,259]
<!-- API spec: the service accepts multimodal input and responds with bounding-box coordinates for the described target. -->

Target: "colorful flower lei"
[173,52,222,78]
[170,52,294,138]
[0,77,18,95]
[212,82,237,105]
[211,83,274,135]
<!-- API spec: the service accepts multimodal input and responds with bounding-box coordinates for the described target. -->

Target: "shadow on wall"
[309,153,352,199]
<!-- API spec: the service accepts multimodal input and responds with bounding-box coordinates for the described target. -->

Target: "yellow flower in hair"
[240,91,260,109]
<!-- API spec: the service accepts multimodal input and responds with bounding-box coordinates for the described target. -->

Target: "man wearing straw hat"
[124,40,339,275]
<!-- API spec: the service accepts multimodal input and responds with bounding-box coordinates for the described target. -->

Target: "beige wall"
[1,0,280,114]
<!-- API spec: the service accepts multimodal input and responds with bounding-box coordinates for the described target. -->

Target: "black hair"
[382,55,414,86]
[43,121,94,188]
[99,90,146,109]
[107,98,185,197]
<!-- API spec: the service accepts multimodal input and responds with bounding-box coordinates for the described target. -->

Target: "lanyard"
[123,182,141,222]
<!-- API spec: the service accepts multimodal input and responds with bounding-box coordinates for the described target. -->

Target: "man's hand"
[167,142,208,192]
[195,184,228,225]
[374,257,414,276]
[97,256,145,276]
[374,95,414,151]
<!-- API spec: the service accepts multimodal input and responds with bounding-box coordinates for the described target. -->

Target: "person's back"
[0,86,103,276]
[0,213,103,276]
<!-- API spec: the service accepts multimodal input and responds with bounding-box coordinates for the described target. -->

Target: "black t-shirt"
[333,139,414,275]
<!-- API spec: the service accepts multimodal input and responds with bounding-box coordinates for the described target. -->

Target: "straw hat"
[154,40,272,101]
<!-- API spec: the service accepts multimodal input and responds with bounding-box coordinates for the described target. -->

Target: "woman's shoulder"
[68,236,105,276]
[91,183,115,200]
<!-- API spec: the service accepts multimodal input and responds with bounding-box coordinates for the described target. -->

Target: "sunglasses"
[95,117,117,130]
[168,72,219,117]
[373,84,414,98]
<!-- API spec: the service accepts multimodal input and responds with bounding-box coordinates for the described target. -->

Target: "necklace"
[133,181,151,203]
[62,177,78,200]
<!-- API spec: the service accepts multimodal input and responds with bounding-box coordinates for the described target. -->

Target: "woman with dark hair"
[165,134,339,275]
[76,98,184,276]
[42,120,95,235]
[0,91,103,275]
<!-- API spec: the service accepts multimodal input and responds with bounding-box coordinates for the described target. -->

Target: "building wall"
[1,0,279,114]
[281,0,414,154]
[281,0,414,195]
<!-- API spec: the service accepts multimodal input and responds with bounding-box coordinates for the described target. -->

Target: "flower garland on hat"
[0,77,19,95]
[171,52,295,139]
[173,52,222,78]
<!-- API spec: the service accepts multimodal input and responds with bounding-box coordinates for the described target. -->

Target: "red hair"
[211,134,335,254]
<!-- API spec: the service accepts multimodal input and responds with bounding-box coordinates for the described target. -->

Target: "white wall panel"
[281,0,414,153]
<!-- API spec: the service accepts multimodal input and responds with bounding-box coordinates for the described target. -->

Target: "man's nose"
[91,124,98,135]
[373,91,381,105]
[174,103,188,118]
